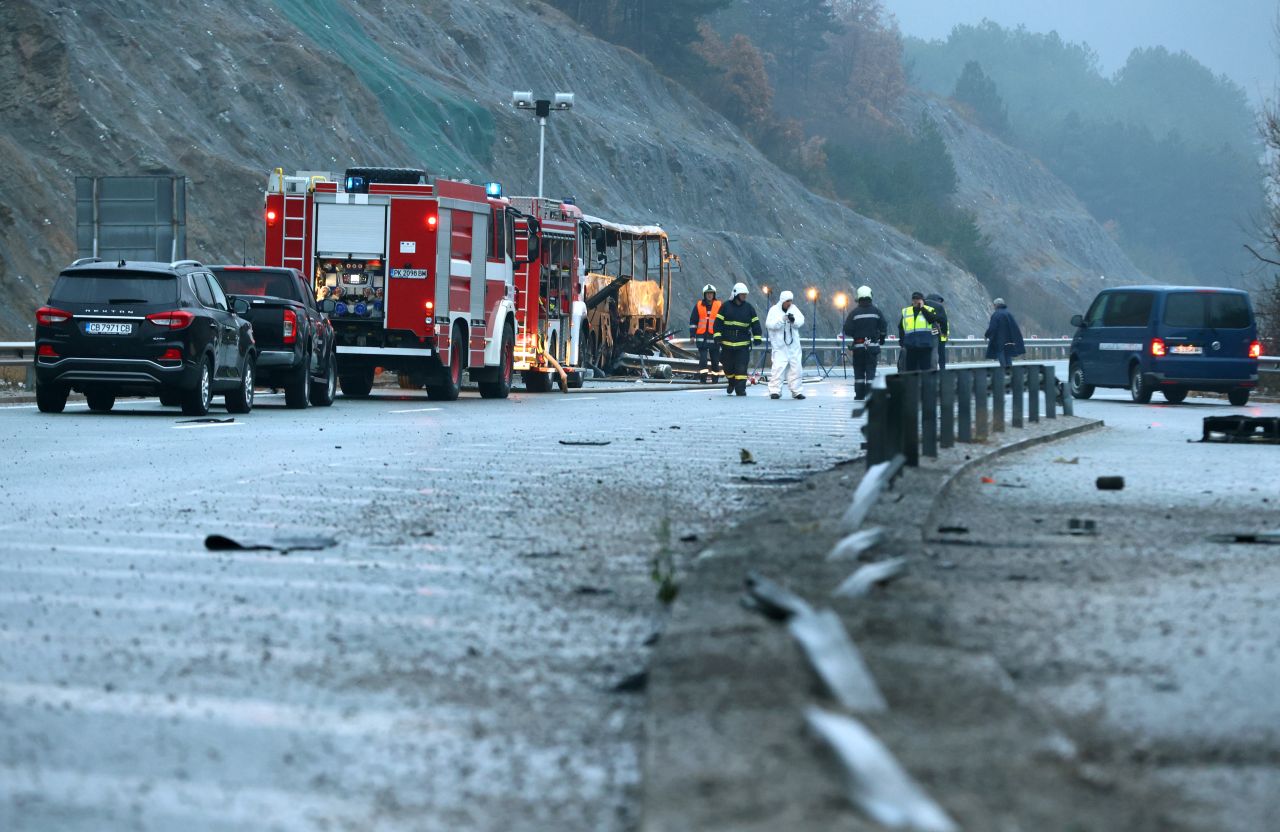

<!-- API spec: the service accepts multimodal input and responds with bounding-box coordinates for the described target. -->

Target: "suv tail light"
[283,309,297,344]
[36,306,72,326]
[1248,340,1263,359]
[1150,338,1167,357]
[158,348,183,362]
[37,344,59,358]
[146,310,195,329]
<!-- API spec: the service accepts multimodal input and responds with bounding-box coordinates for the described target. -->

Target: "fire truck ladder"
[281,190,307,273]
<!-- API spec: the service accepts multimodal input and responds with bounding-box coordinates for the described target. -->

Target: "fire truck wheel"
[479,322,515,400]
[522,370,552,393]
[284,350,311,409]
[339,367,374,399]
[427,324,466,401]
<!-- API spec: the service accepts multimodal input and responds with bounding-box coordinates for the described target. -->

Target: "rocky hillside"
[910,96,1148,334]
[0,0,1002,342]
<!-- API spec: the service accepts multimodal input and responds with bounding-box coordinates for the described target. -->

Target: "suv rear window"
[1163,292,1252,329]
[49,271,178,305]
[211,269,301,301]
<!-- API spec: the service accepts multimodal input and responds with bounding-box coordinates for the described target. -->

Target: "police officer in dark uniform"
[715,282,764,397]
[925,292,949,371]
[842,285,888,400]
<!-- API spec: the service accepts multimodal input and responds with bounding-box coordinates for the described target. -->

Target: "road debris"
[841,455,906,533]
[1208,530,1280,545]
[178,417,235,424]
[740,448,757,465]
[204,534,337,554]
[833,558,908,599]
[559,439,612,447]
[805,707,958,832]
[739,475,803,485]
[1096,476,1126,491]
[828,527,885,562]
[789,610,888,712]
[611,670,649,694]
[1200,415,1280,444]
[1053,457,1080,464]
[1063,518,1098,537]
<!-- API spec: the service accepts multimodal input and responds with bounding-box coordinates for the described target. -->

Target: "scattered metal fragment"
[740,448,757,465]
[1201,415,1280,444]
[574,585,613,596]
[1053,457,1080,464]
[178,417,234,424]
[841,455,906,533]
[611,670,648,694]
[1208,530,1280,545]
[827,527,885,562]
[790,611,887,712]
[204,534,337,554]
[936,526,969,535]
[742,572,813,621]
[1064,518,1098,537]
[805,707,958,832]
[833,558,908,599]
[1096,476,1126,491]
[739,475,803,485]
[558,439,611,447]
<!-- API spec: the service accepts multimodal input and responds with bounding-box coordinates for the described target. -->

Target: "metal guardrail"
[862,364,1067,469]
[668,337,1074,368]
[0,343,36,390]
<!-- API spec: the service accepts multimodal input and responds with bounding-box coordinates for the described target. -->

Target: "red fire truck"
[263,167,520,400]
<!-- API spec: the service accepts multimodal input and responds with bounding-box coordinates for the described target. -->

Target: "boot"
[854,382,866,400]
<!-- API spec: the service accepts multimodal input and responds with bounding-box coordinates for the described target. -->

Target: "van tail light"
[1248,340,1263,359]
[1150,338,1167,357]
[282,309,297,344]
[146,310,195,329]
[36,306,72,326]
[37,344,59,358]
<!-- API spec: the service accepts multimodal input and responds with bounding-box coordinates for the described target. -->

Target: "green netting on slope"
[275,0,494,177]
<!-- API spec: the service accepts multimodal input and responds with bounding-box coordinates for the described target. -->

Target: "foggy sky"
[887,0,1277,102]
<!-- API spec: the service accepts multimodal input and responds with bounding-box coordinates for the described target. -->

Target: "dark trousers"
[937,341,947,371]
[904,346,934,373]
[721,345,750,395]
[996,346,1015,369]
[696,338,721,380]
[852,346,878,399]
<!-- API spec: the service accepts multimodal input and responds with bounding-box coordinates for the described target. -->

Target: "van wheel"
[1162,387,1187,404]
[479,322,514,400]
[37,383,69,414]
[86,390,116,413]
[182,358,214,415]
[1069,360,1094,400]
[1129,365,1152,404]
[1228,389,1251,407]
[427,323,465,401]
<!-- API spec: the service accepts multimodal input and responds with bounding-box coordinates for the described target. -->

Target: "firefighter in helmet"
[842,285,888,400]
[689,284,722,383]
[715,282,763,396]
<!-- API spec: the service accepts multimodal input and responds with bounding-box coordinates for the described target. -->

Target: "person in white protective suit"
[765,290,806,400]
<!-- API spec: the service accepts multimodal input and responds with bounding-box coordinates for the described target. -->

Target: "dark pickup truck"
[209,266,337,407]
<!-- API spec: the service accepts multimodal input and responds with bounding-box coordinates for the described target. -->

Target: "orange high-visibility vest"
[695,299,722,335]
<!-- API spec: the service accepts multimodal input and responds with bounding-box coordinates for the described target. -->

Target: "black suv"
[34,259,257,415]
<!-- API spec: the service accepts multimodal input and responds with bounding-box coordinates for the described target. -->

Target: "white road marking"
[172,421,244,429]
[389,407,442,413]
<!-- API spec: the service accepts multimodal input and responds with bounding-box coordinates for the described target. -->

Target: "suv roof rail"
[169,259,205,270]
[69,257,103,267]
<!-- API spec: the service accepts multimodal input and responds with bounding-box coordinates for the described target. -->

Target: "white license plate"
[85,322,133,335]
[1171,345,1202,355]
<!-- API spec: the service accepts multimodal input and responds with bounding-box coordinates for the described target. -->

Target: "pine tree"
[952,60,1011,136]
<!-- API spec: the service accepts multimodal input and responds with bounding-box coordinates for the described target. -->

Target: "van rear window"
[1163,293,1252,329]
[49,272,178,305]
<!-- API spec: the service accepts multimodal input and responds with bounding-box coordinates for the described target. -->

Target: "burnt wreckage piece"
[1201,416,1280,444]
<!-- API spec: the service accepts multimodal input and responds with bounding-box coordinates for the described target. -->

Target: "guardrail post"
[902,372,920,467]
[939,370,955,449]
[863,387,890,467]
[991,368,1005,433]
[1043,364,1057,419]
[920,371,938,459]
[957,369,973,443]
[885,375,908,465]
[974,369,990,441]
[1027,365,1041,423]
[1061,373,1074,416]
[25,364,35,391]
[1011,367,1024,428]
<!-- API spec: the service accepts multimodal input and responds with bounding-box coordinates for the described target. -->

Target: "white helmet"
[732,282,749,297]
[856,285,873,300]
[702,284,717,295]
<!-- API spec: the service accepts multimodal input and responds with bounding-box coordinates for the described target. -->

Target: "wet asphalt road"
[935,383,1280,831]
[0,380,858,831]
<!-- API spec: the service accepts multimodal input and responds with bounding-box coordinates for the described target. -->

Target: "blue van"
[1068,286,1261,405]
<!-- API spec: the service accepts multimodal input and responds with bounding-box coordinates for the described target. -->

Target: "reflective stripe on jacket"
[715,300,763,348]
[691,299,722,336]
[899,305,937,348]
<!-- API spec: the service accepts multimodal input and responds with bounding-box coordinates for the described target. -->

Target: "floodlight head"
[553,92,575,111]
[512,91,535,109]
